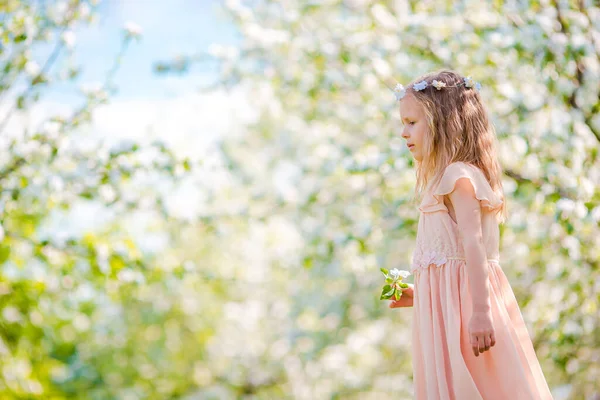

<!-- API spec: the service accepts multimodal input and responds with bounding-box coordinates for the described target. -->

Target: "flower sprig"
[379,267,411,301]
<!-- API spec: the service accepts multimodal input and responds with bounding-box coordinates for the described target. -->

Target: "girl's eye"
[409,121,416,125]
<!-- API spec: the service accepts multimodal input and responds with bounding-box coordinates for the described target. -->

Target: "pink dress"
[410,162,553,400]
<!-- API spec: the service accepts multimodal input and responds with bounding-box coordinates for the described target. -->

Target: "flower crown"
[393,76,482,101]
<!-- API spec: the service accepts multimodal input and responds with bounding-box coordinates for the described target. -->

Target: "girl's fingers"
[490,332,496,347]
[472,335,490,357]
[389,299,409,308]
[388,293,413,308]
[484,335,491,351]
[478,336,486,354]
[471,334,479,357]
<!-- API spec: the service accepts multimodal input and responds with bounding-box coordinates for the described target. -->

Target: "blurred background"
[0,0,599,399]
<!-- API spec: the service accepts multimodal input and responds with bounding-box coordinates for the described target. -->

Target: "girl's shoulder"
[420,162,503,213]
[440,161,481,178]
[438,162,490,190]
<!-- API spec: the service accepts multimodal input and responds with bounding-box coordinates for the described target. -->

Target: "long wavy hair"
[404,69,507,222]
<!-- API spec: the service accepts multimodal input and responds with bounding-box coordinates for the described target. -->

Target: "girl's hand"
[468,310,496,357]
[388,284,414,308]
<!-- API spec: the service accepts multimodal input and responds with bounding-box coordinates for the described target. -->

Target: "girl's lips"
[408,144,415,150]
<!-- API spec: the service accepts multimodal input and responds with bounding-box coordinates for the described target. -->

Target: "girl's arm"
[448,177,496,356]
[448,178,491,312]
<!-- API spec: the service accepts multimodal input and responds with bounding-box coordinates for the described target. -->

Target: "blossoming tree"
[0,1,194,398]
[157,1,600,398]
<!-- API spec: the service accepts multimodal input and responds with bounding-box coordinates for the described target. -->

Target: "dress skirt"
[411,260,553,400]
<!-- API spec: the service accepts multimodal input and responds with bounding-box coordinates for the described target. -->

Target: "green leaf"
[0,245,10,264]
[32,73,47,86]
[385,277,393,284]
[17,95,25,109]
[382,285,395,300]
[380,267,389,277]
[380,284,392,300]
[400,282,409,288]
[394,290,402,301]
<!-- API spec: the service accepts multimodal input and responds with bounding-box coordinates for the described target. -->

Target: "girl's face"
[399,94,429,162]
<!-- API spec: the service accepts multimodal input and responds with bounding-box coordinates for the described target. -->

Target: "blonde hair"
[405,69,507,222]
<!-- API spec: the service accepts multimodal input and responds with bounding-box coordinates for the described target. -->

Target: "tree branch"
[0,157,26,182]
[552,0,600,144]
[504,168,570,199]
[0,5,76,133]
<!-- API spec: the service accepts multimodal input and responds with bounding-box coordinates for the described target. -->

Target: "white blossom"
[389,268,410,279]
[393,83,406,101]
[24,61,40,77]
[591,206,600,222]
[124,21,142,38]
[2,306,21,323]
[432,79,446,90]
[413,80,428,91]
[61,30,76,48]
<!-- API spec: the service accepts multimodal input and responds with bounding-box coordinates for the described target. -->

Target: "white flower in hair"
[413,80,428,91]
[475,82,482,92]
[393,83,406,101]
[463,76,475,88]
[432,80,446,90]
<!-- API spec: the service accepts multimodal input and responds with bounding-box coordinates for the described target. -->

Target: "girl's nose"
[401,129,409,139]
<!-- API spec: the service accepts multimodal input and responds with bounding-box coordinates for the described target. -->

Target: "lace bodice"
[411,162,504,273]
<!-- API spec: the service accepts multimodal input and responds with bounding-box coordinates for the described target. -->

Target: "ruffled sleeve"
[419,162,503,213]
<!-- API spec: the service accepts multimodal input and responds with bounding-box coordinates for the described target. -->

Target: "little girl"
[388,70,553,399]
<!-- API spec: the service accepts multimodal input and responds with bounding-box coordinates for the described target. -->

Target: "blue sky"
[37,0,252,161]
[54,0,239,102]
[30,1,252,230]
